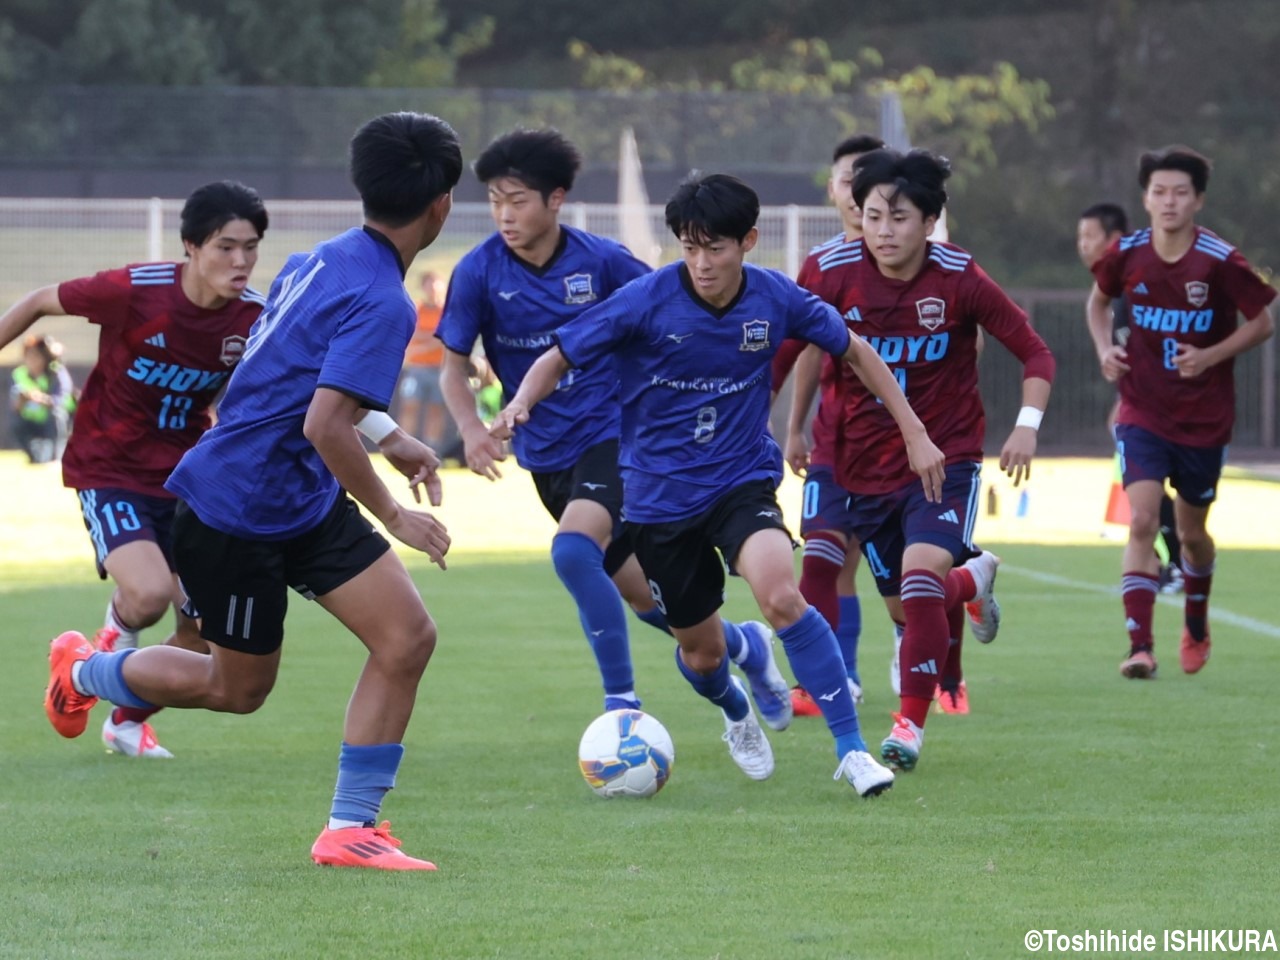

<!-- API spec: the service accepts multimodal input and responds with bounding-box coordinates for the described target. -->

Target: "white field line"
[1002,564,1280,640]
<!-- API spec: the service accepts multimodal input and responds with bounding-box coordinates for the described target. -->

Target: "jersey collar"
[362,225,407,278]
[678,263,749,318]
[506,227,570,278]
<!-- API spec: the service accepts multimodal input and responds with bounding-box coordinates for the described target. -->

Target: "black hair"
[664,173,760,244]
[349,112,463,227]
[851,149,951,220]
[1138,145,1211,195]
[180,181,268,247]
[1080,202,1129,236]
[833,134,886,164]
[473,128,582,201]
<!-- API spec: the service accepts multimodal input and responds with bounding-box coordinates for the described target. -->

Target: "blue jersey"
[167,227,414,539]
[555,262,851,523]
[437,226,650,472]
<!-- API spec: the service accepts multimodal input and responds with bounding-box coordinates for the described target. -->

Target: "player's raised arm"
[489,345,572,440]
[0,285,64,349]
[783,343,823,475]
[841,331,946,502]
[306,387,450,567]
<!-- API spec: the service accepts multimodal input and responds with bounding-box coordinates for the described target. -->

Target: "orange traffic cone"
[1104,453,1130,526]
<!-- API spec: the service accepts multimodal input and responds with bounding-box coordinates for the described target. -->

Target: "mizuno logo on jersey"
[126,357,229,393]
[667,333,693,343]
[937,509,959,523]
[144,333,167,348]
[581,482,607,490]
[498,290,519,301]
[910,659,939,675]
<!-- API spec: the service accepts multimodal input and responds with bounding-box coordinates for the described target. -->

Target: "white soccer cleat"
[102,716,173,759]
[964,550,1002,644]
[739,621,793,731]
[833,749,895,797]
[890,624,904,697]
[721,678,774,780]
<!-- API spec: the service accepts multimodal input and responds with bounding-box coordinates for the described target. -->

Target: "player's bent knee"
[373,613,437,678]
[208,681,275,715]
[757,587,809,629]
[121,583,176,628]
[1128,509,1161,542]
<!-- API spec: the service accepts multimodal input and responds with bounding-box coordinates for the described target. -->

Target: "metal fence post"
[784,205,800,279]
[147,197,163,262]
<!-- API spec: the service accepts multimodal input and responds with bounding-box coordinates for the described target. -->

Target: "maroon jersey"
[1092,226,1276,447]
[58,262,265,497]
[820,240,1054,495]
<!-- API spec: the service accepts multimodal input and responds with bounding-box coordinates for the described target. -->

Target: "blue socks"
[73,649,154,709]
[836,595,862,685]
[551,533,635,699]
[330,742,405,826]
[634,606,672,636]
[675,647,748,722]
[778,606,865,755]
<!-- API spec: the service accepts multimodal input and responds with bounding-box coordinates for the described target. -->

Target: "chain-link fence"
[2,198,1275,453]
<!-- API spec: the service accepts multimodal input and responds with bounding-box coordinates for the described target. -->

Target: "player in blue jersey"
[438,129,789,722]
[494,173,947,797]
[42,112,463,871]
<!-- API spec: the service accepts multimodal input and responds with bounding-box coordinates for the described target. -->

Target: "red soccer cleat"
[45,631,99,738]
[311,821,437,871]
[1119,648,1158,680]
[789,685,822,717]
[1180,629,1211,674]
[934,681,970,715]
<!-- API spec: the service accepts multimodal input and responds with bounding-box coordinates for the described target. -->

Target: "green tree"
[366,0,493,88]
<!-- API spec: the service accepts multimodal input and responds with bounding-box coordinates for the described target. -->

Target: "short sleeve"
[1091,242,1126,299]
[1220,250,1278,320]
[436,255,488,355]
[607,244,653,288]
[318,296,414,412]
[57,267,133,329]
[785,282,850,357]
[555,288,637,370]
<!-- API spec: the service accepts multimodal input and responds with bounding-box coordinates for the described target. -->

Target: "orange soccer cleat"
[789,685,823,717]
[311,821,438,871]
[1179,629,1211,675]
[44,631,99,739]
[934,681,970,715]
[1119,648,1158,680]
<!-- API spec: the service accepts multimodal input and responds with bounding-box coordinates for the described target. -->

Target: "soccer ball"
[577,709,675,798]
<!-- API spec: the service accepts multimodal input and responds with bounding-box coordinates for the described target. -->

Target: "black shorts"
[172,495,390,655]
[626,479,791,630]
[531,439,632,576]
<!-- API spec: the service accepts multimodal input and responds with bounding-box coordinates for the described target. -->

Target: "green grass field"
[1,453,1278,960]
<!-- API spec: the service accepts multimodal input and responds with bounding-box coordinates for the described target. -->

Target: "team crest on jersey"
[740,319,770,352]
[563,273,597,304]
[1186,281,1209,308]
[220,335,247,366]
[915,297,947,331]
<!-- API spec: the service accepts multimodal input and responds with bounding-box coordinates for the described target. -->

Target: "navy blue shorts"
[847,461,983,598]
[1114,423,1225,508]
[799,465,859,541]
[77,487,177,580]
[531,438,632,576]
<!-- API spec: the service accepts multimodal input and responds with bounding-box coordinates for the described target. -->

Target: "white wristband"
[355,410,398,443]
[1015,406,1044,431]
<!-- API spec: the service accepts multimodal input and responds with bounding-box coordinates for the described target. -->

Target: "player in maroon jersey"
[771,134,884,717]
[1087,146,1275,680]
[0,181,268,757]
[810,148,1054,772]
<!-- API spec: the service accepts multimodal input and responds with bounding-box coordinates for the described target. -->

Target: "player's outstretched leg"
[44,631,99,738]
[92,627,172,757]
[675,645,773,779]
